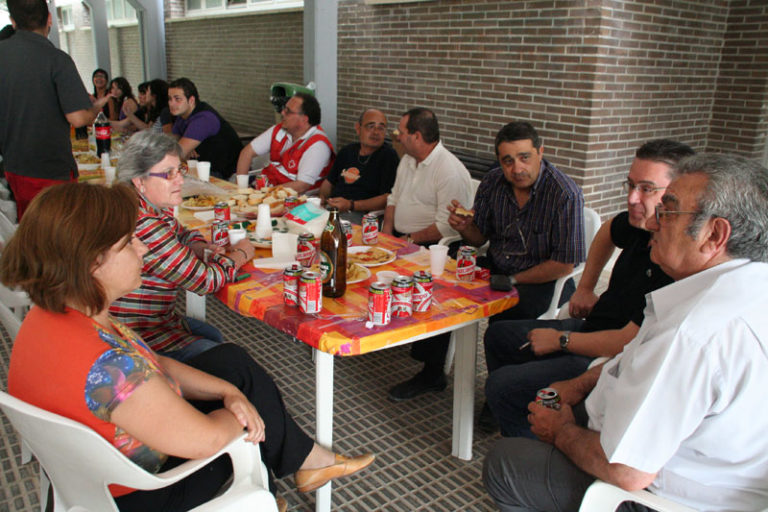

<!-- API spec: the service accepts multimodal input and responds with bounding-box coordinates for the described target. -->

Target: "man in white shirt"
[381,107,472,244]
[484,153,768,512]
[235,93,334,194]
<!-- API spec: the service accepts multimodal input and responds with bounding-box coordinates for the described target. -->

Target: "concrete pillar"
[129,0,167,80]
[47,0,61,48]
[303,0,337,148]
[82,0,111,75]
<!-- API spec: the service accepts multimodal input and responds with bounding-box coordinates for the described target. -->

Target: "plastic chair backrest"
[0,299,22,339]
[0,209,16,244]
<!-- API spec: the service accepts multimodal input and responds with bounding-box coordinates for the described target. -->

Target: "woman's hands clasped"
[222,389,265,444]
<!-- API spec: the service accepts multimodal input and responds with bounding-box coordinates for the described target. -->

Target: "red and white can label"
[368,282,392,325]
[412,271,433,312]
[299,271,322,314]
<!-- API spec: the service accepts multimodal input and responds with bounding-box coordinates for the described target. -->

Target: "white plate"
[347,263,372,284]
[347,246,396,267]
[77,163,100,171]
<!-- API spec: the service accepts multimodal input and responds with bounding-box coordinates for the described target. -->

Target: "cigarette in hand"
[519,341,531,351]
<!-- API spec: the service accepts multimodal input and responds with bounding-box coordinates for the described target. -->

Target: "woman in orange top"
[0,183,373,511]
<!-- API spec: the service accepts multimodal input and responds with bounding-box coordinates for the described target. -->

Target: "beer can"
[535,388,561,410]
[285,196,300,211]
[341,220,353,244]
[283,264,303,307]
[412,270,433,312]
[254,171,269,189]
[368,281,392,326]
[297,233,316,268]
[475,267,491,281]
[362,213,379,245]
[214,201,231,222]
[391,275,413,317]
[211,220,229,247]
[299,271,323,314]
[456,245,477,282]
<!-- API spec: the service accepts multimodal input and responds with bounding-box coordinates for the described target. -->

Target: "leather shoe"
[388,371,447,402]
[295,453,375,493]
[276,496,287,512]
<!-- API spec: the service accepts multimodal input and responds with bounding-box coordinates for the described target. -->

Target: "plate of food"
[347,246,396,267]
[247,232,272,249]
[346,262,371,284]
[181,195,223,211]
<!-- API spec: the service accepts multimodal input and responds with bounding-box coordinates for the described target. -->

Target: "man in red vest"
[236,93,334,194]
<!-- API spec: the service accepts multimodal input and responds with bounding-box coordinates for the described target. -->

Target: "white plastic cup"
[187,159,198,170]
[236,174,250,189]
[307,197,321,207]
[228,228,247,245]
[376,270,398,285]
[196,161,211,182]
[255,203,272,239]
[103,166,116,185]
[429,244,449,277]
[100,152,110,169]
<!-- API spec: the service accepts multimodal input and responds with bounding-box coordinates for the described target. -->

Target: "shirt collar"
[417,141,444,168]
[137,190,175,218]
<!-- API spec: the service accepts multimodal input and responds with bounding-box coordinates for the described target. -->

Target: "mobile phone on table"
[490,274,513,291]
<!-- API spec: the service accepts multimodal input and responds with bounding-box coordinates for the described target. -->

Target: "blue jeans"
[484,318,592,438]
[163,317,224,363]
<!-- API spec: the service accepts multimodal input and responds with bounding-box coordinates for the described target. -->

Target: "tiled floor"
[0,267,612,511]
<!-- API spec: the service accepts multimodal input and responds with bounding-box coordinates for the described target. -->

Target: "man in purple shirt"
[168,78,242,179]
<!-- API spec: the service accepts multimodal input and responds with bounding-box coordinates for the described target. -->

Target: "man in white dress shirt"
[484,153,768,512]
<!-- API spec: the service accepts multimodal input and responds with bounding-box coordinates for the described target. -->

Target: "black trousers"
[411,279,576,375]
[116,343,314,511]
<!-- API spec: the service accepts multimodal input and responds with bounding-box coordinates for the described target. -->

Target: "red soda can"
[391,275,413,317]
[412,270,433,312]
[214,201,231,222]
[297,233,316,268]
[299,271,322,314]
[456,245,477,282]
[362,213,379,245]
[341,220,353,244]
[254,171,269,189]
[368,281,392,326]
[285,196,300,211]
[535,388,562,410]
[211,220,229,247]
[283,264,303,307]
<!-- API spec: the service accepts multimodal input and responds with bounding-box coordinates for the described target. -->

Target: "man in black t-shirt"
[319,109,399,223]
[483,139,695,437]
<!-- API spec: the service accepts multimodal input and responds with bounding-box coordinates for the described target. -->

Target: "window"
[106,0,136,24]
[57,5,74,29]
[185,0,302,16]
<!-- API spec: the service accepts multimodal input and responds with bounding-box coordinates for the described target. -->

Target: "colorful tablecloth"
[215,227,519,356]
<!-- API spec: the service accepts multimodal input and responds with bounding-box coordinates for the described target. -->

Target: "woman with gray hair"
[109,130,256,362]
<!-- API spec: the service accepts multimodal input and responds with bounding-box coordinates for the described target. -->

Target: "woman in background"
[110,76,139,121]
[91,68,117,119]
[0,183,374,511]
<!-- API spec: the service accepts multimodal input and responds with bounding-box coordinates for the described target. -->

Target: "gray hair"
[117,131,183,184]
[677,153,768,262]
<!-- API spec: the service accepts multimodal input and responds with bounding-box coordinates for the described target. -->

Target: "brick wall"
[109,25,143,88]
[337,0,745,218]
[707,0,768,159]
[165,11,304,134]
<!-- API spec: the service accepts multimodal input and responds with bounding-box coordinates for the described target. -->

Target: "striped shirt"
[473,159,585,275]
[109,194,236,352]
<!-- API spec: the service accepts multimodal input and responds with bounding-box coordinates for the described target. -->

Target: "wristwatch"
[559,331,571,351]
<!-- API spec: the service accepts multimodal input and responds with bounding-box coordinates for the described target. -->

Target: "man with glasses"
[236,92,334,194]
[482,139,692,435]
[485,152,768,511]
[388,121,584,401]
[168,78,243,180]
[318,109,399,223]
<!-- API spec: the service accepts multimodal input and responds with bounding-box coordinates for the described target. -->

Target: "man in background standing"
[0,0,111,218]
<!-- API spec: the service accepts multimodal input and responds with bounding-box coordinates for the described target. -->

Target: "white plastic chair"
[438,178,483,249]
[537,207,601,320]
[579,480,696,511]
[0,208,16,244]
[0,390,278,512]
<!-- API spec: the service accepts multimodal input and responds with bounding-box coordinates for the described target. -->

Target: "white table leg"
[185,291,206,322]
[314,349,334,512]
[451,323,477,460]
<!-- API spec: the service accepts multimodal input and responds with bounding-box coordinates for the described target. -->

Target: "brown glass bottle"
[319,207,347,297]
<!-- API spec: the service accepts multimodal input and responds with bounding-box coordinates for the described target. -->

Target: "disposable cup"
[376,270,398,285]
[429,244,449,277]
[228,228,246,245]
[236,174,250,189]
[103,166,116,185]
[197,161,211,182]
[187,159,198,170]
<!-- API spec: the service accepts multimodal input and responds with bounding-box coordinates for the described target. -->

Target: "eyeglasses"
[654,204,699,224]
[283,106,303,116]
[147,165,187,180]
[623,180,665,196]
[502,218,528,256]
